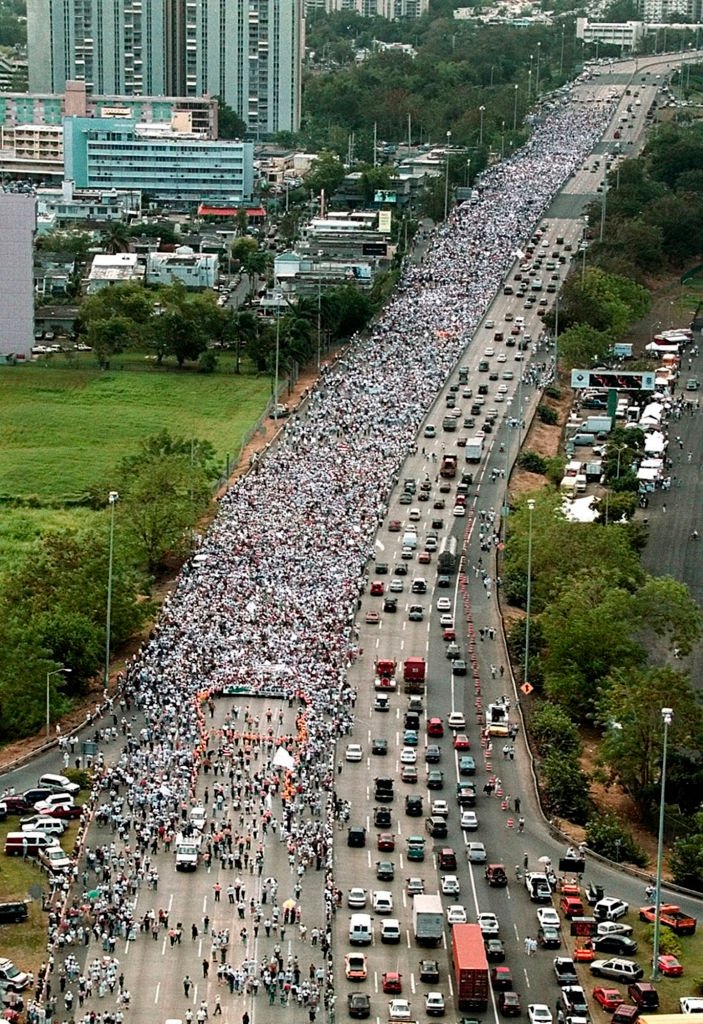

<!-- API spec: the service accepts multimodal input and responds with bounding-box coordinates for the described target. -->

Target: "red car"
[418,551,431,564]
[427,718,444,737]
[593,988,625,1011]
[657,954,683,977]
[370,581,384,596]
[442,628,456,641]
[40,804,83,820]
[382,972,402,994]
[389,520,401,532]
[454,734,471,750]
[377,833,395,851]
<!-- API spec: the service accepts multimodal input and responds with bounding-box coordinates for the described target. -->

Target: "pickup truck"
[639,904,697,935]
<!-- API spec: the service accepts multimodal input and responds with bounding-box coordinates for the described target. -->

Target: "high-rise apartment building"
[27,0,303,134]
[0,193,36,359]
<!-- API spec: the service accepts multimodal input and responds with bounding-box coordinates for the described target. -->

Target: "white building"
[0,193,36,359]
[87,252,144,293]
[146,247,219,290]
[575,18,645,47]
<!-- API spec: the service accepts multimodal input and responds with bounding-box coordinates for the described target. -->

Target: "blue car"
[403,729,419,747]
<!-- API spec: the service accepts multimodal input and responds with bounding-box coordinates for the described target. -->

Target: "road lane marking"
[154,982,160,1004]
[523,967,531,988]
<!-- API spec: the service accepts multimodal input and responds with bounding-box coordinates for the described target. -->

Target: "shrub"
[545,385,561,400]
[537,405,558,425]
[517,450,547,475]
[540,751,592,824]
[531,701,581,757]
[586,811,648,867]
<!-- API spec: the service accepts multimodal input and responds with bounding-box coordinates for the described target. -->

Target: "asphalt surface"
[2,49,701,1024]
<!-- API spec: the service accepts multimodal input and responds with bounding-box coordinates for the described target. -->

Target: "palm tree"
[102,221,131,255]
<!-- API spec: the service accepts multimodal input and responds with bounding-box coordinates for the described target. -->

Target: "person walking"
[184,976,192,997]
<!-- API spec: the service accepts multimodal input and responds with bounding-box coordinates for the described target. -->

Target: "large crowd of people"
[37,92,616,1024]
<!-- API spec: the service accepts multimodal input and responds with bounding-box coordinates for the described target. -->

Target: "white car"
[466,842,487,863]
[346,744,363,762]
[439,614,454,627]
[441,875,460,895]
[497,352,507,362]
[347,888,368,908]
[345,953,368,980]
[528,1005,553,1024]
[594,897,629,921]
[497,384,508,393]
[453,506,466,517]
[447,905,467,925]
[460,810,479,830]
[477,912,500,936]
[537,907,561,929]
[400,747,417,764]
[431,800,449,818]
[389,1000,412,1020]
[484,347,495,356]
[373,890,393,914]
[424,424,437,438]
[485,319,495,329]
[514,316,525,327]
[425,992,446,1017]
[447,712,466,730]
[436,597,452,612]
[597,920,633,937]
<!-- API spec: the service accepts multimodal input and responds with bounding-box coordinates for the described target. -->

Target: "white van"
[5,831,59,856]
[21,818,66,837]
[402,532,417,550]
[349,913,373,945]
[38,774,80,796]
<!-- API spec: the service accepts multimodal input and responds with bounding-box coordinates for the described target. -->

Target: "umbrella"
[538,856,552,865]
[282,898,297,911]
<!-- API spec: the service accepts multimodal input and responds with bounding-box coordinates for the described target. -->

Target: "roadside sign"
[520,682,534,695]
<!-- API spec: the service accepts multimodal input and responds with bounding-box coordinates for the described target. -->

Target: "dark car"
[427,770,444,790]
[405,795,423,817]
[0,901,28,924]
[372,738,388,755]
[419,960,440,984]
[537,926,561,949]
[452,660,467,676]
[375,562,389,574]
[499,991,522,1017]
[485,938,506,962]
[437,575,451,588]
[594,935,638,956]
[21,789,54,807]
[348,992,371,1019]
[492,967,514,991]
[373,807,391,828]
[627,983,658,1011]
[347,827,366,848]
[425,816,447,838]
[2,796,32,814]
[383,597,398,613]
[376,860,395,881]
[425,745,441,764]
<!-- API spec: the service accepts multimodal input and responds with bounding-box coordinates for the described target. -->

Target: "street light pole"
[652,708,673,980]
[46,667,71,738]
[536,42,542,97]
[524,499,536,687]
[513,84,519,131]
[104,490,119,688]
[444,130,452,220]
[501,121,505,160]
[528,54,534,100]
[560,24,566,75]
[317,274,322,371]
[466,158,471,186]
[479,106,485,146]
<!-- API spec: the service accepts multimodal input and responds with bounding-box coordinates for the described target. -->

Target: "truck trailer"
[453,923,489,1010]
[412,894,444,947]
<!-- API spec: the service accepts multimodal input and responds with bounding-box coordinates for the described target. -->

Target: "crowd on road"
[38,92,617,1024]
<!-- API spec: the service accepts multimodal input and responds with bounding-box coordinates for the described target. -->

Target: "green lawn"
[0,363,271,503]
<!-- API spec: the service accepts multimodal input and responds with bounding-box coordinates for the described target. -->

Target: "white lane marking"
[154,982,160,1004]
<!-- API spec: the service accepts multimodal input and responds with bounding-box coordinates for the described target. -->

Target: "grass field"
[0,363,271,503]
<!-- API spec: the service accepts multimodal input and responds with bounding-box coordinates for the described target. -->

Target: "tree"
[307,151,346,196]
[101,221,131,254]
[37,230,93,261]
[147,284,224,367]
[598,666,703,806]
[215,97,247,139]
[586,812,647,866]
[670,822,703,890]
[530,702,581,757]
[553,323,613,372]
[540,751,592,823]
[633,576,703,657]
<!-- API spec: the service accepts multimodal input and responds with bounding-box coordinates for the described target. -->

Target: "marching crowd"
[33,92,616,1024]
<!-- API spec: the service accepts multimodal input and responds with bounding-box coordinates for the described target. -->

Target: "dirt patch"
[508,380,573,499]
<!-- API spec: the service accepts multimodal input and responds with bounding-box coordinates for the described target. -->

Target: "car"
[595,897,629,921]
[593,934,638,956]
[373,890,393,914]
[418,551,431,564]
[377,833,395,851]
[454,734,471,751]
[365,610,380,624]
[553,959,578,986]
[528,1005,552,1024]
[382,971,403,993]
[597,920,633,937]
[460,810,479,830]
[345,953,368,981]
[467,842,487,863]
[372,738,388,755]
[639,903,697,935]
[347,827,366,847]
[485,319,495,329]
[425,993,445,1017]
[389,520,401,532]
[408,605,424,621]
[452,660,467,676]
[399,493,412,505]
[424,425,437,438]
[431,799,449,817]
[590,959,644,982]
[388,999,412,1020]
[478,912,499,936]
[407,877,425,896]
[441,875,460,896]
[447,905,468,925]
[445,641,460,658]
[347,888,368,909]
[427,770,444,790]
[383,596,398,613]
[499,991,522,1017]
[436,597,451,612]
[374,695,390,712]
[485,937,506,962]
[537,908,560,929]
[348,993,371,1019]
[376,857,395,879]
[459,755,476,775]
[492,967,514,991]
[446,710,466,730]
[419,960,440,983]
[628,982,659,1011]
[497,352,507,362]
[400,748,417,764]
[657,954,683,977]
[593,987,625,1011]
[680,998,703,1014]
[425,745,441,763]
[442,627,456,642]
[370,580,384,595]
[376,561,389,574]
[403,729,419,746]
[538,926,561,949]
[38,803,82,820]
[453,505,466,517]
[389,578,404,593]
[346,744,363,763]
[405,795,423,816]
[0,961,29,992]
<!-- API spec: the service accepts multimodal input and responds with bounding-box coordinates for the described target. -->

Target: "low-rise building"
[87,252,144,293]
[575,18,645,48]
[146,247,219,290]
[36,180,141,226]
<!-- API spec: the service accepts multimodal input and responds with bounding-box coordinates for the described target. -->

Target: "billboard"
[378,210,392,234]
[570,369,655,391]
[374,190,397,204]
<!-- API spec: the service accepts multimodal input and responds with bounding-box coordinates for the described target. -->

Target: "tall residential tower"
[27,0,303,134]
